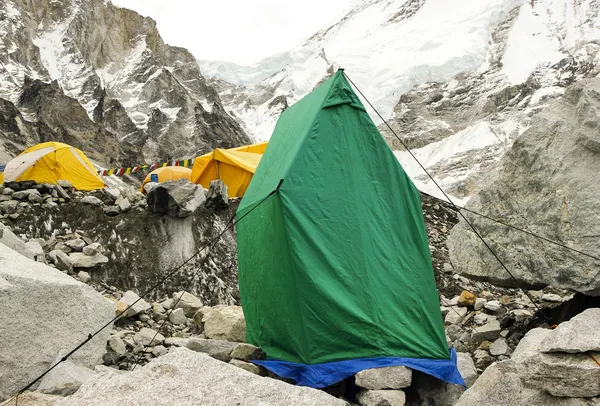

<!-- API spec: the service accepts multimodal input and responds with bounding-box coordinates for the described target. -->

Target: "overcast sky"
[110,0,354,65]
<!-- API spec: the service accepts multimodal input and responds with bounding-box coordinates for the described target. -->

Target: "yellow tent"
[191,142,268,197]
[1,142,105,191]
[140,166,192,193]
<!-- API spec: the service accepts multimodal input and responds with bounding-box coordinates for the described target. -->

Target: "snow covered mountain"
[0,0,250,167]
[199,0,600,202]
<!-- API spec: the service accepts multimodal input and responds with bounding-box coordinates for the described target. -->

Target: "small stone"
[186,337,236,362]
[474,313,488,325]
[25,240,44,258]
[2,187,14,195]
[474,298,487,311]
[458,291,477,307]
[69,252,109,268]
[355,366,412,390]
[118,290,151,317]
[172,291,203,317]
[103,205,120,216]
[152,303,166,314]
[104,187,121,202]
[81,196,103,206]
[512,309,533,318]
[65,238,86,252]
[203,305,246,342]
[541,293,563,302]
[108,335,127,356]
[443,263,453,273]
[78,271,91,283]
[229,359,262,375]
[83,242,102,256]
[152,345,168,357]
[134,327,165,346]
[47,250,73,272]
[116,197,131,212]
[471,320,501,342]
[161,298,174,310]
[484,300,502,312]
[230,343,266,361]
[169,308,188,325]
[29,192,43,203]
[490,338,510,356]
[57,180,73,188]
[356,389,406,406]
[444,306,467,325]
[164,337,190,347]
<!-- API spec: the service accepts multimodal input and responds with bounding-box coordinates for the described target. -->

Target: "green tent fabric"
[236,70,449,365]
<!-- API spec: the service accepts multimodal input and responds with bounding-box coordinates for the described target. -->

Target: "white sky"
[109,0,354,65]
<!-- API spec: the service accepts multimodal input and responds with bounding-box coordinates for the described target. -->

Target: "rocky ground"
[1,179,590,406]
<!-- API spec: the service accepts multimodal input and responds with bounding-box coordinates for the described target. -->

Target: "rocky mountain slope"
[200,0,600,202]
[0,0,250,167]
[448,77,600,296]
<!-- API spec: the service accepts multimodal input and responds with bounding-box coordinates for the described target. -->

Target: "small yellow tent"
[2,142,105,191]
[191,142,268,197]
[140,166,192,193]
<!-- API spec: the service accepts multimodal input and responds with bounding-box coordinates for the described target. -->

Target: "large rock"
[36,355,95,396]
[186,337,237,362]
[47,251,73,273]
[457,327,600,405]
[0,225,35,259]
[356,389,406,406]
[0,244,113,401]
[512,329,600,398]
[146,179,206,218]
[448,78,600,295]
[58,348,348,405]
[172,291,203,317]
[134,328,165,347]
[203,305,246,342]
[118,290,151,317]
[355,366,412,390]
[540,308,600,353]
[0,392,61,405]
[205,180,229,210]
[68,252,109,268]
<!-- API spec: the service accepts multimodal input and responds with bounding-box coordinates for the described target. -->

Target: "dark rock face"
[3,198,240,305]
[448,78,600,296]
[0,0,251,167]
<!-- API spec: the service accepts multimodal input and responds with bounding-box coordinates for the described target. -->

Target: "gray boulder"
[355,366,412,390]
[471,319,501,342]
[172,291,203,317]
[186,337,237,362]
[68,253,109,268]
[134,328,165,347]
[0,200,18,214]
[540,308,600,353]
[0,244,113,401]
[356,389,406,406]
[457,327,600,405]
[47,250,73,273]
[36,354,96,396]
[58,348,348,405]
[203,305,246,342]
[205,180,228,210]
[146,179,206,218]
[118,291,151,317]
[0,225,35,259]
[12,189,40,201]
[168,308,187,325]
[64,239,86,252]
[448,78,600,295]
[80,196,103,206]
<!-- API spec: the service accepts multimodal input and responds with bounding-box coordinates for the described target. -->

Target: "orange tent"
[140,166,192,193]
[191,142,267,197]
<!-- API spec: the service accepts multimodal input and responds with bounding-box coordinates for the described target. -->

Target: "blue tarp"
[0,165,5,173]
[253,348,465,389]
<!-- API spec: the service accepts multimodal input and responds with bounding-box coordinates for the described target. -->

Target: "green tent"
[236,70,449,368]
